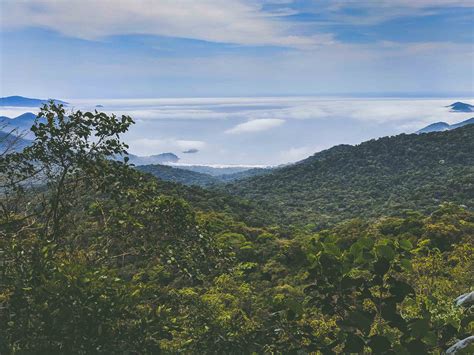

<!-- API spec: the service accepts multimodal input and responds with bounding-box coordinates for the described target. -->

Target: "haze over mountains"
[2,95,474,168]
[0,112,40,132]
[0,96,68,107]
[127,152,179,165]
[137,164,270,187]
[417,117,474,134]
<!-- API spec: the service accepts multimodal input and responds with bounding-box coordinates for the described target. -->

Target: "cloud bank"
[65,97,474,128]
[2,97,473,164]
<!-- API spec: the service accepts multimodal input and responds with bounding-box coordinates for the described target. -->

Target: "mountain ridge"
[417,117,474,134]
[136,163,271,187]
[127,152,179,165]
[0,96,68,107]
[222,125,474,227]
[446,101,474,112]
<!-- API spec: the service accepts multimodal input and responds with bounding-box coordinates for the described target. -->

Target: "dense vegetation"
[223,126,474,228]
[137,164,222,186]
[1,103,473,354]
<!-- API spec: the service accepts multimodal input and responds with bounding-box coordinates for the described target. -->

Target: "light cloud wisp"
[0,0,332,48]
[225,118,285,134]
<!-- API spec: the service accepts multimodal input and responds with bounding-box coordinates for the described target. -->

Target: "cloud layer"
[2,97,473,165]
[65,96,474,128]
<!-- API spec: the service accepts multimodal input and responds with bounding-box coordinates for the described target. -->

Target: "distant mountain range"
[2,97,473,187]
[126,152,180,165]
[0,130,264,183]
[0,96,68,107]
[0,130,32,154]
[173,165,264,176]
[447,101,474,113]
[137,164,270,187]
[137,164,221,186]
[0,115,181,165]
[417,117,474,134]
[0,112,40,132]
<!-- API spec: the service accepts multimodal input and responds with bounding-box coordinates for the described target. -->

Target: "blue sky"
[0,0,473,98]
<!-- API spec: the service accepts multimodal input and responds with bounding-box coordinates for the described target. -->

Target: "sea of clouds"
[2,97,473,165]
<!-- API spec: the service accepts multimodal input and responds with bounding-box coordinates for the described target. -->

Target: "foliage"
[137,163,221,186]
[223,125,474,227]
[1,104,473,353]
[136,163,270,187]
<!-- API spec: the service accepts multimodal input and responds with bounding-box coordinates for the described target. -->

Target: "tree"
[1,101,134,240]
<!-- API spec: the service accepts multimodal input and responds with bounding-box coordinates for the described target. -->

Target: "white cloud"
[60,96,474,129]
[5,97,472,130]
[0,107,38,118]
[0,0,332,48]
[323,0,474,25]
[1,0,470,48]
[225,118,285,134]
[175,139,206,150]
[111,96,470,127]
[352,0,474,9]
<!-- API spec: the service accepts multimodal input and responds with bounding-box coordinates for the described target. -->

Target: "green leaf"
[349,243,363,257]
[349,310,374,334]
[389,279,415,302]
[341,276,363,290]
[368,335,391,353]
[376,245,396,260]
[409,318,430,338]
[344,333,365,353]
[374,259,390,276]
[399,239,413,251]
[405,339,428,354]
[381,298,400,323]
[323,242,341,257]
[422,331,437,346]
[358,237,374,249]
[400,258,413,271]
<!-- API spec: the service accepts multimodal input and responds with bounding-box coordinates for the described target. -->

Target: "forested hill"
[136,164,270,187]
[137,164,220,186]
[222,125,474,227]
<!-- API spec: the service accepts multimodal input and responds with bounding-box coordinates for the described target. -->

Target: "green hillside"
[137,163,271,187]
[137,163,220,186]
[223,125,474,227]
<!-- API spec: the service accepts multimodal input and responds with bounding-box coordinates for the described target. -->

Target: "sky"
[0,1,473,165]
[1,0,473,98]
